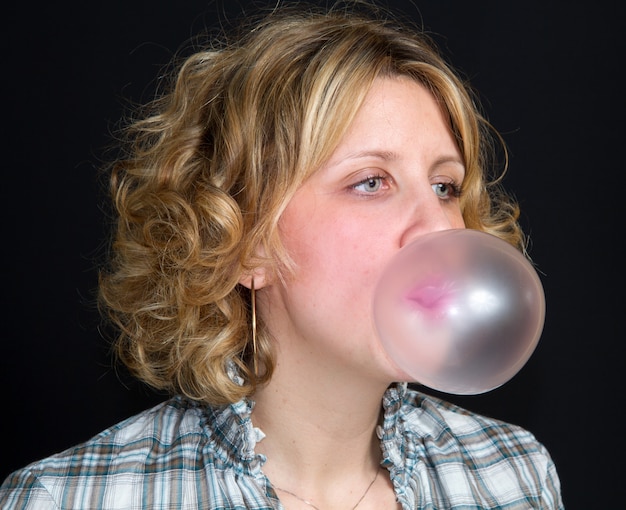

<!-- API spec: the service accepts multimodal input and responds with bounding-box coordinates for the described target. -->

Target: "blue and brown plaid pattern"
[0,385,563,509]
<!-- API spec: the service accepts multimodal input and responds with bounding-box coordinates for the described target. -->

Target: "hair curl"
[98,2,524,405]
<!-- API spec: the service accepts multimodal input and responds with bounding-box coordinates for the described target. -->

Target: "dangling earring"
[251,278,258,377]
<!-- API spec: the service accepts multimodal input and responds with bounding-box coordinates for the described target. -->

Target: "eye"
[432,181,462,199]
[352,175,387,194]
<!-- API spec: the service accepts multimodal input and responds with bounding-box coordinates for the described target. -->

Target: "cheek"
[282,213,387,291]
[279,192,396,298]
[450,208,466,229]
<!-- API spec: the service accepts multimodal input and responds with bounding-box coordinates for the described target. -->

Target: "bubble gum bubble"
[373,229,545,395]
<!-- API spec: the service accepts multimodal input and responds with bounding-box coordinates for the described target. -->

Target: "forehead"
[321,76,460,165]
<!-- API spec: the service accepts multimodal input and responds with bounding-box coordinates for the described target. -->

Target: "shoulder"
[383,385,563,508]
[0,398,217,509]
[0,397,273,509]
[400,387,554,467]
[402,388,539,445]
[32,396,211,467]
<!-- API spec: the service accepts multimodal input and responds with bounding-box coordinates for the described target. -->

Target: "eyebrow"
[340,150,399,162]
[432,155,465,168]
[332,150,464,169]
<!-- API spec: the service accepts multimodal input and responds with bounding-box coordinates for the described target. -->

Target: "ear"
[238,242,271,290]
[238,266,270,290]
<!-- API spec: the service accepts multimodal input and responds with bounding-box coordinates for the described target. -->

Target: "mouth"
[404,276,454,314]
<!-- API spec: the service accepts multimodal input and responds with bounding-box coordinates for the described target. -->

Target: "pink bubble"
[374,229,545,395]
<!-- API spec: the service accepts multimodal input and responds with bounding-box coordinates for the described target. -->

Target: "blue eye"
[353,176,384,193]
[432,182,462,199]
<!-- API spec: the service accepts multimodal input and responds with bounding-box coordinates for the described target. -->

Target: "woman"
[0,3,563,508]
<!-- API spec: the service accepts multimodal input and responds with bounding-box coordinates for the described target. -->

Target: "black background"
[3,1,623,507]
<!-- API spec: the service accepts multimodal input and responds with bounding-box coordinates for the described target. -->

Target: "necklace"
[274,468,380,510]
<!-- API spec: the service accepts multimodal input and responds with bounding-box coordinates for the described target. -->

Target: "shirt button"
[376,425,384,439]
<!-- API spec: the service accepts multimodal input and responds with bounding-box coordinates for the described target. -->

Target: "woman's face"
[261,76,466,382]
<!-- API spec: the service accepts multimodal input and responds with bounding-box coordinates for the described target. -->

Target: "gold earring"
[251,278,258,377]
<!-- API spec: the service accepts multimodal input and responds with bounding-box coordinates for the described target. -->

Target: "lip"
[404,276,454,314]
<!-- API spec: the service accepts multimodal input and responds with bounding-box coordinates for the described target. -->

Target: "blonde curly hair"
[98,3,523,405]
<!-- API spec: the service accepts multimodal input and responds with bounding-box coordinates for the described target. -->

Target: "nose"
[399,192,463,248]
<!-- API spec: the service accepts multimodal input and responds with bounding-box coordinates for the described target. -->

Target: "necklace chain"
[274,468,380,510]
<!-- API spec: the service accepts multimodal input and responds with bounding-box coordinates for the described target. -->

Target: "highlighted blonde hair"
[99,3,524,405]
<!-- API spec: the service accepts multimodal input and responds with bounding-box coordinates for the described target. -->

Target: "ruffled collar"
[201,396,266,477]
[205,380,414,477]
[200,361,267,476]
[379,381,409,470]
[379,382,420,505]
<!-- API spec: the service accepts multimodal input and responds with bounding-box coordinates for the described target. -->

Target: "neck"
[252,349,391,487]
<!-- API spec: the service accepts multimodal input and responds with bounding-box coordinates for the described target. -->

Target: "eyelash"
[351,174,389,194]
[433,180,463,199]
[351,175,463,199]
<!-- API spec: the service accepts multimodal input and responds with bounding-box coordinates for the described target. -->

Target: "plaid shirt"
[0,383,563,509]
